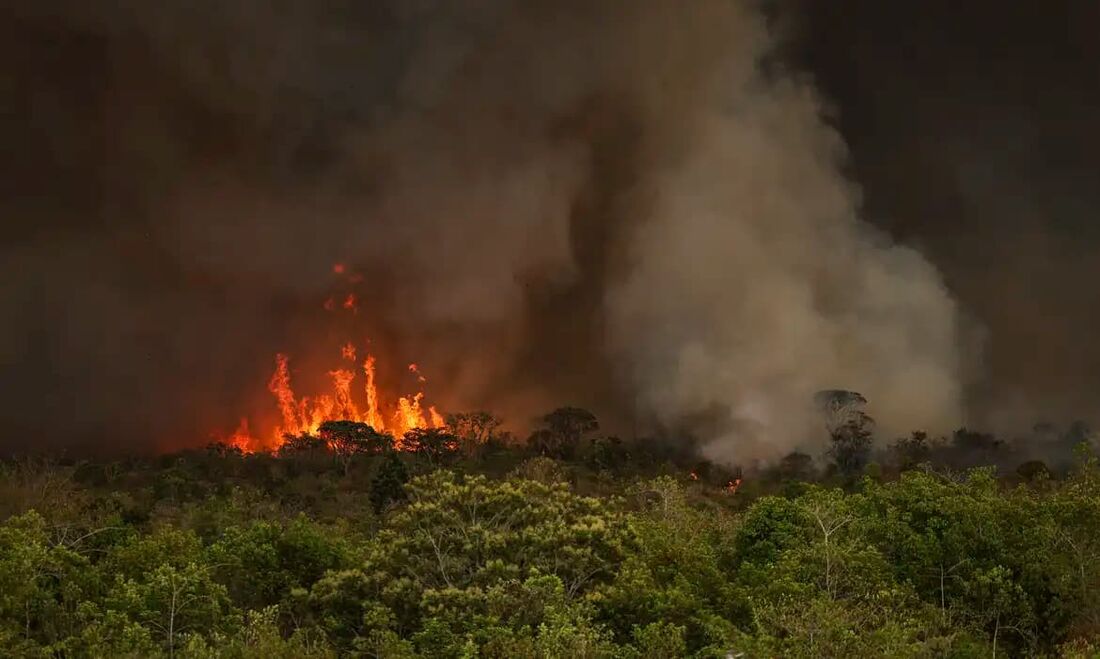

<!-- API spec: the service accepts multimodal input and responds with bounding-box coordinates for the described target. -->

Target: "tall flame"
[231,343,443,451]
[221,264,445,453]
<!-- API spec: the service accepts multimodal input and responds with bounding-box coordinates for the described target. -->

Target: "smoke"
[781,2,1100,434]
[2,0,967,458]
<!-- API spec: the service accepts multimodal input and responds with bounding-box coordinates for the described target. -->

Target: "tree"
[827,413,874,479]
[369,453,409,515]
[206,517,349,610]
[277,433,328,458]
[106,561,233,657]
[317,421,394,475]
[371,471,628,596]
[815,390,874,478]
[446,411,504,457]
[528,407,599,460]
[776,451,816,482]
[401,428,460,466]
[892,431,932,471]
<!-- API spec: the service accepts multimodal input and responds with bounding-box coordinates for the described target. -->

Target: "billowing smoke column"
[1,0,965,458]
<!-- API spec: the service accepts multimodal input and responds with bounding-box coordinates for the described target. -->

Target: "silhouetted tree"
[892,431,932,471]
[816,390,874,479]
[402,428,460,466]
[946,428,1006,469]
[318,421,394,475]
[277,433,328,458]
[827,413,874,479]
[589,436,627,472]
[529,407,599,460]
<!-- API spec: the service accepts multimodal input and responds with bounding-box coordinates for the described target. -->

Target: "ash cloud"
[2,1,972,457]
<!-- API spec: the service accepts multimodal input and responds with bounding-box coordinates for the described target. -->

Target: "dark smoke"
[1,1,1092,459]
[780,1,1100,433]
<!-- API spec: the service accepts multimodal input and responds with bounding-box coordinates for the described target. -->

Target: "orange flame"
[726,478,742,494]
[362,355,385,431]
[225,418,256,452]
[343,294,357,312]
[226,344,445,452]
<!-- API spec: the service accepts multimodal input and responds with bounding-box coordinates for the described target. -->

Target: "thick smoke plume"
[2,0,966,458]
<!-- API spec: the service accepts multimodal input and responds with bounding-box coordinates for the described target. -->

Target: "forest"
[1,407,1099,658]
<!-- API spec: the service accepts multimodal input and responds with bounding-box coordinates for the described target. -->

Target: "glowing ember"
[689,471,699,481]
[342,294,357,312]
[341,342,356,361]
[332,262,346,274]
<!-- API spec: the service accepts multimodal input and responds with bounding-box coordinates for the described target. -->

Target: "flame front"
[228,343,444,452]
[219,263,446,452]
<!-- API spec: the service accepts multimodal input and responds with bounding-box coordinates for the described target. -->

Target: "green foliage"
[0,436,1098,656]
[206,516,349,610]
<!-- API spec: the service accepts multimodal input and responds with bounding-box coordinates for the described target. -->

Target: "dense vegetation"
[2,409,1099,657]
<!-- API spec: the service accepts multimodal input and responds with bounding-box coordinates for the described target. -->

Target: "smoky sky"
[1,1,1097,457]
[781,1,1100,431]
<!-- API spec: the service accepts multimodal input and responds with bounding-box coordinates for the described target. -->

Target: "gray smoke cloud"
[1,0,967,458]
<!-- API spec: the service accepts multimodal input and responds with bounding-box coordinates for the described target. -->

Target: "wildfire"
[226,343,445,452]
[219,263,445,453]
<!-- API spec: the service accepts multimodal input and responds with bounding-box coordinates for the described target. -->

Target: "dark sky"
[2,1,1099,453]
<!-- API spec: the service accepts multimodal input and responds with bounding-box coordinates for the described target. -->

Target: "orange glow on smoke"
[226,418,257,452]
[217,263,445,453]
